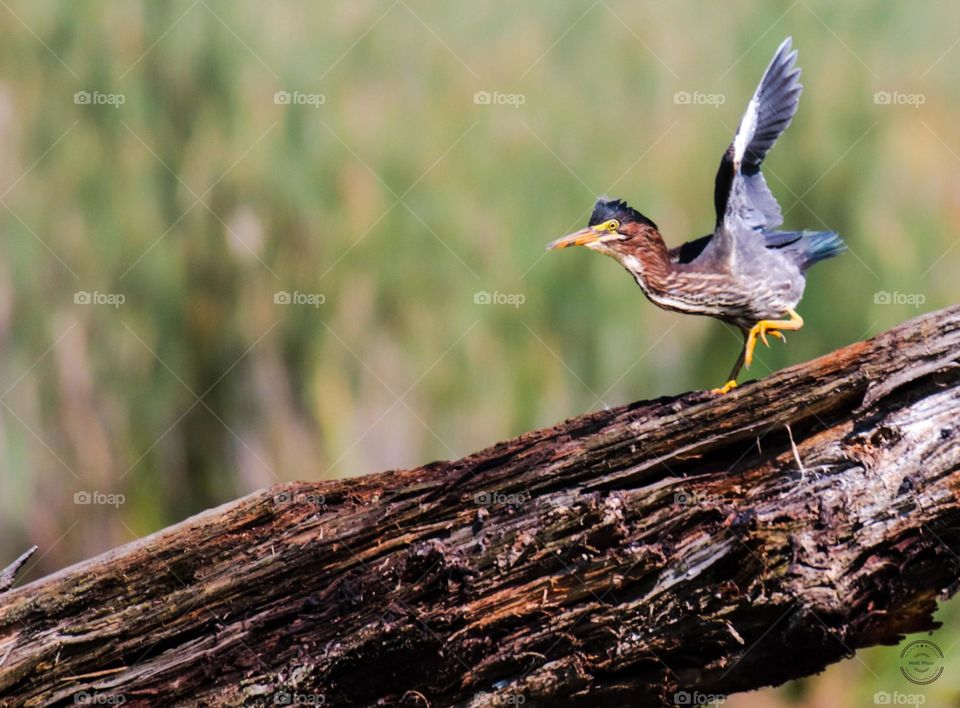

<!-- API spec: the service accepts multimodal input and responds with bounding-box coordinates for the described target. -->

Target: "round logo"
[899,640,943,685]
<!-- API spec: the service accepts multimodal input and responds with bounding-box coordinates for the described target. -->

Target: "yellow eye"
[607,219,620,232]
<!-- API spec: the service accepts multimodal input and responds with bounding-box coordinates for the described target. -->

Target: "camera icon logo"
[473,91,492,105]
[274,91,292,105]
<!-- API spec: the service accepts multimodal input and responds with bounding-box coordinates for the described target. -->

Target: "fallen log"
[1,305,959,707]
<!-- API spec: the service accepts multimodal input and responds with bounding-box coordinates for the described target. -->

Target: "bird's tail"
[764,229,846,271]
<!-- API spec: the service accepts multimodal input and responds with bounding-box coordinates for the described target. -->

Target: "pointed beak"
[546,226,606,250]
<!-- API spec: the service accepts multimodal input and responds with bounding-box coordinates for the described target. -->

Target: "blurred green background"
[0,1,957,704]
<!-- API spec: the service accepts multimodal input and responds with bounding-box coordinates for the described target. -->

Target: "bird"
[547,37,845,394]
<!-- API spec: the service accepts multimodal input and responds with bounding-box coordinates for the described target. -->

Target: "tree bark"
[2,306,959,708]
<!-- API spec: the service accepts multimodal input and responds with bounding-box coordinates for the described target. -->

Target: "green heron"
[548,38,844,394]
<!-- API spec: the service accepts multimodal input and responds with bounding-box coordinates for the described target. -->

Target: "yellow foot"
[711,379,738,395]
[759,329,786,347]
[744,309,804,367]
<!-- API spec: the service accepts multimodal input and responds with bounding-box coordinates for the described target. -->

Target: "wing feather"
[714,38,802,233]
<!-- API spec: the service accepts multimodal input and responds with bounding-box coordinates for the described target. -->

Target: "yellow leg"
[744,309,804,368]
[711,328,748,395]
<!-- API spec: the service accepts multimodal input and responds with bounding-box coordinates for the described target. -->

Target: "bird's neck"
[614,224,674,292]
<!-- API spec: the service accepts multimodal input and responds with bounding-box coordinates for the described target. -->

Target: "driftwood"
[1,305,959,707]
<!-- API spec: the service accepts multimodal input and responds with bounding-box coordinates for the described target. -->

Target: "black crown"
[589,198,657,229]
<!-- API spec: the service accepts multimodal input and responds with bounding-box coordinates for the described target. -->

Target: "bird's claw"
[711,379,738,395]
[759,328,786,347]
[745,321,788,367]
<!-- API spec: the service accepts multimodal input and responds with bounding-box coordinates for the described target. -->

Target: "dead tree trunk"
[1,306,959,707]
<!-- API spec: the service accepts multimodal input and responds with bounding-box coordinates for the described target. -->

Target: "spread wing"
[714,37,802,234]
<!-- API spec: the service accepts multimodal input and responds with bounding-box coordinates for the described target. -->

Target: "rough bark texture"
[1,306,959,708]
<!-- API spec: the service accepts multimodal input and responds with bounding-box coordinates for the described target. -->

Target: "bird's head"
[547,198,660,262]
